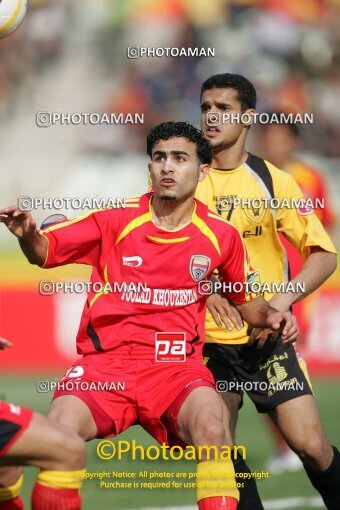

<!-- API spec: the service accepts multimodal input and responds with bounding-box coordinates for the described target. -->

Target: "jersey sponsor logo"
[265,361,303,397]
[122,256,143,267]
[259,352,288,371]
[242,226,262,238]
[121,287,198,306]
[155,332,186,362]
[267,362,288,385]
[9,403,21,415]
[190,255,211,282]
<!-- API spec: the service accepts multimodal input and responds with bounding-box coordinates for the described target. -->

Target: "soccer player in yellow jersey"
[261,116,336,474]
[196,74,339,510]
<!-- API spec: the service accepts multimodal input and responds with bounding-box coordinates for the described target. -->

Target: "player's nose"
[161,159,175,173]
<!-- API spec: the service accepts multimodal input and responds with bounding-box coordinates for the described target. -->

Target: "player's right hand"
[0,206,37,239]
[207,293,243,331]
[0,338,13,350]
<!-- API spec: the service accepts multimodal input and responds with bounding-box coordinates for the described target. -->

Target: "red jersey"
[40,193,254,359]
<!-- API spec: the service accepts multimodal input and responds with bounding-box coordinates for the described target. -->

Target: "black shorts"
[203,338,313,413]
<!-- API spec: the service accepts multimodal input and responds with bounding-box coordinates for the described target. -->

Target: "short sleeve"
[40,211,104,268]
[275,173,336,260]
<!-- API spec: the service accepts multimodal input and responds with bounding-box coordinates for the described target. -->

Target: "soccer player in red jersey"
[0,122,299,510]
[0,338,86,510]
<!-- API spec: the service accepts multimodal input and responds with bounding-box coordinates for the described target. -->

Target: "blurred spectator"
[260,116,335,230]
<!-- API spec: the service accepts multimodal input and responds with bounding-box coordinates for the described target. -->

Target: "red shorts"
[53,353,215,446]
[0,401,33,457]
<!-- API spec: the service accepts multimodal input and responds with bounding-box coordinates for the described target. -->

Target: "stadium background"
[0,0,339,508]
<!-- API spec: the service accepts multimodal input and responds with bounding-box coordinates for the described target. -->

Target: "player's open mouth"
[160,178,176,187]
[205,126,220,136]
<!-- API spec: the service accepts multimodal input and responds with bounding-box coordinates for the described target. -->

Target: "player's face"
[149,137,209,201]
[200,88,254,151]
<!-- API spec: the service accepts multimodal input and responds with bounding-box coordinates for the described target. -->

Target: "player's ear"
[148,162,152,173]
[198,164,209,182]
[242,108,256,128]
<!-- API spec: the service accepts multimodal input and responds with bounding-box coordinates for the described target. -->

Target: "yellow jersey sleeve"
[272,164,336,260]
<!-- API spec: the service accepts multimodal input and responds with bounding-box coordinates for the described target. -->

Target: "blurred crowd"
[88,0,340,157]
[1,0,340,156]
[0,0,339,155]
[0,0,70,115]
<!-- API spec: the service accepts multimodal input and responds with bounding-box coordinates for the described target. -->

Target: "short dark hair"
[201,73,256,111]
[147,121,212,165]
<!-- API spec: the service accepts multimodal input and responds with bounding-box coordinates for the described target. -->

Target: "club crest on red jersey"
[190,255,211,282]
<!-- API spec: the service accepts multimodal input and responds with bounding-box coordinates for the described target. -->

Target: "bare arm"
[0,206,47,266]
[235,296,299,344]
[246,247,336,344]
[270,247,337,312]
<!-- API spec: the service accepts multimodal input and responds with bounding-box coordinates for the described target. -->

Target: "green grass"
[1,375,339,509]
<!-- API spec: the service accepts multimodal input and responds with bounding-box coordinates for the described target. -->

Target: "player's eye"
[201,104,209,112]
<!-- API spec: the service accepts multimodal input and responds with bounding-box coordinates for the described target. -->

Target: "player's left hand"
[0,337,13,350]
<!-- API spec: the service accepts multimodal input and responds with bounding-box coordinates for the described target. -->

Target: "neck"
[151,194,195,230]
[212,132,248,170]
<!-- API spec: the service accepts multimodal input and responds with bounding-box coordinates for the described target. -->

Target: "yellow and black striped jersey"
[195,153,336,345]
